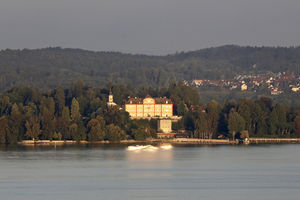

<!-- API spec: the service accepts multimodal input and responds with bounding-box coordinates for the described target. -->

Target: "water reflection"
[126,145,174,162]
[0,144,300,200]
[125,143,175,194]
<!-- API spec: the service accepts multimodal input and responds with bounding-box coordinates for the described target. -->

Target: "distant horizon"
[1,0,300,55]
[1,44,300,56]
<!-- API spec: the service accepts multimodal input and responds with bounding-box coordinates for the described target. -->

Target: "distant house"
[241,83,247,91]
[270,87,283,95]
[230,85,238,90]
[291,86,300,92]
[193,80,205,86]
[190,105,205,112]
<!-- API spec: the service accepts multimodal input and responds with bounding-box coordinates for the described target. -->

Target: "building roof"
[125,96,172,104]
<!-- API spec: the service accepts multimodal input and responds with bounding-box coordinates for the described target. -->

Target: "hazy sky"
[1,0,300,55]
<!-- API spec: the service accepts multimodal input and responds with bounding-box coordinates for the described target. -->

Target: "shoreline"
[17,138,300,145]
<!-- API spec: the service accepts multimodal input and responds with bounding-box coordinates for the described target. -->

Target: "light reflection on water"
[0,144,300,200]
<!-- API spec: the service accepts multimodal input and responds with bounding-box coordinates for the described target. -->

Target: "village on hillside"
[190,72,300,95]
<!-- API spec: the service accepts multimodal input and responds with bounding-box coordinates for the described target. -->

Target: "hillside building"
[124,96,173,118]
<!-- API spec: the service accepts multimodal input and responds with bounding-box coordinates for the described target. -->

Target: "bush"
[106,124,126,141]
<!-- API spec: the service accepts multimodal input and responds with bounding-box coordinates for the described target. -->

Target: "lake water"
[0,144,300,200]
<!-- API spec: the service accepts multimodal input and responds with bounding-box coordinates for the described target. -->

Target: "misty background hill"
[1,45,300,93]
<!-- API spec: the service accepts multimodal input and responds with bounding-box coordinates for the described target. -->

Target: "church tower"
[107,91,117,107]
[109,91,113,103]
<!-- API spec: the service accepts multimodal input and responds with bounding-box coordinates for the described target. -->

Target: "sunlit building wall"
[124,96,173,118]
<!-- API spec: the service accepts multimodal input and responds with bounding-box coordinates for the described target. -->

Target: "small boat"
[127,145,158,151]
[160,144,173,150]
[127,145,146,151]
[144,145,159,150]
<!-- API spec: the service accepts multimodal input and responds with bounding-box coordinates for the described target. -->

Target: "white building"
[107,92,117,107]
[241,83,247,91]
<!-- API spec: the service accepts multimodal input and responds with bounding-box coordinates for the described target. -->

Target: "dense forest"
[0,81,299,144]
[1,45,300,92]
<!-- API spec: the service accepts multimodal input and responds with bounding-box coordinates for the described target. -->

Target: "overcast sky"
[0,0,300,55]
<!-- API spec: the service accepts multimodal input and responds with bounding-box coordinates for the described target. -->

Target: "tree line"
[178,97,300,139]
[0,81,199,143]
[0,80,299,144]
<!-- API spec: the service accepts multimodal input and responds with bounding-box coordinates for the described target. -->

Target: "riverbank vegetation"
[0,81,300,144]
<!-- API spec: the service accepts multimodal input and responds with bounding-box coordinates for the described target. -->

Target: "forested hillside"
[0,82,299,144]
[1,45,300,92]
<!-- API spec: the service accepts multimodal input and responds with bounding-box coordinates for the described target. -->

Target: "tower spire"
[107,89,116,106]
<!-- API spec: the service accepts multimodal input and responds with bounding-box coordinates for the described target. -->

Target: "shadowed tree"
[237,99,253,134]
[206,100,221,139]
[71,98,80,123]
[0,96,10,116]
[295,115,300,138]
[8,103,24,143]
[177,101,188,116]
[106,124,126,141]
[104,106,129,129]
[132,128,147,140]
[69,123,79,142]
[0,116,9,143]
[25,116,41,140]
[194,111,209,139]
[54,87,65,116]
[40,106,55,140]
[73,79,84,98]
[87,116,106,141]
[184,111,195,133]
[56,106,71,139]
[228,109,245,140]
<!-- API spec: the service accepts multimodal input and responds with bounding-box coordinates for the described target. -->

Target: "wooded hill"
[1,45,300,92]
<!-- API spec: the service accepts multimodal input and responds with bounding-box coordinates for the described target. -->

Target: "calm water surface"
[0,144,300,200]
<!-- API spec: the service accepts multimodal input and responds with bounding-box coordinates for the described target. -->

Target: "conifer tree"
[54,87,65,116]
[71,98,80,122]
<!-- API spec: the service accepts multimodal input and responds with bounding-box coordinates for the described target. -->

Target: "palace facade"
[124,96,173,118]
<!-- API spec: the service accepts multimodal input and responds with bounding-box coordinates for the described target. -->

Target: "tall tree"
[8,103,24,143]
[71,98,80,122]
[25,116,41,140]
[69,123,79,142]
[0,96,10,116]
[177,101,188,116]
[40,106,55,140]
[73,79,84,97]
[87,116,106,141]
[0,116,9,143]
[295,115,300,138]
[54,87,65,116]
[237,99,253,133]
[194,112,208,139]
[206,100,221,139]
[228,109,245,140]
[56,106,71,139]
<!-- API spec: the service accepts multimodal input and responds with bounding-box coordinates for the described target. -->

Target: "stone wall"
[158,119,172,133]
